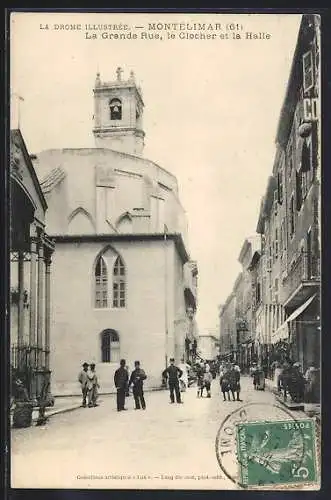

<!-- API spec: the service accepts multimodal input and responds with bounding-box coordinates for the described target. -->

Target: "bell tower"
[93,67,145,156]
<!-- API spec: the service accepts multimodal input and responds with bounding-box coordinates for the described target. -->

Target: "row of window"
[268,134,315,266]
[264,225,316,297]
[289,140,314,239]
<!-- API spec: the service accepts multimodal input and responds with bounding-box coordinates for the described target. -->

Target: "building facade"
[33,68,198,395]
[219,15,320,380]
[10,129,55,401]
[219,237,260,370]
[219,291,236,362]
[272,14,320,372]
[237,237,261,370]
[197,332,219,361]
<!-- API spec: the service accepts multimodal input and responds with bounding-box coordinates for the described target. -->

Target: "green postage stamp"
[236,419,318,487]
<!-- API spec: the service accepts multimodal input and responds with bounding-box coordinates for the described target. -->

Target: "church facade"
[33,68,198,395]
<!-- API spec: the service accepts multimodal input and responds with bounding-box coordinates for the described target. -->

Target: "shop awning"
[272,323,289,344]
[272,294,317,344]
[285,293,317,323]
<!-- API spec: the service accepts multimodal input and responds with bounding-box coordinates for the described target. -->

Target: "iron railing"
[11,343,49,371]
[11,343,50,401]
[283,252,320,299]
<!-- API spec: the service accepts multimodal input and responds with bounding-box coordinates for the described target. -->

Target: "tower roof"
[94,67,144,106]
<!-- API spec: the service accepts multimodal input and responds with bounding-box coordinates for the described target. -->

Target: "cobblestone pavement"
[11,376,302,490]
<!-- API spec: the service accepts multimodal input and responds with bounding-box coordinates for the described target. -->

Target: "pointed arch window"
[113,256,126,308]
[109,98,122,120]
[95,256,108,308]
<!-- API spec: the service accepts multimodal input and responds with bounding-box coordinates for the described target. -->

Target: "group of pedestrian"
[270,358,307,403]
[162,358,242,402]
[114,359,147,411]
[77,357,246,410]
[78,362,99,408]
[219,362,242,402]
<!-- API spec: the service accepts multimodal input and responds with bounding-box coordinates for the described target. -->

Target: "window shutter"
[289,196,295,236]
[277,172,283,204]
[273,190,278,216]
[277,174,280,204]
[311,122,318,174]
[296,171,302,211]
[303,51,314,93]
[301,140,311,173]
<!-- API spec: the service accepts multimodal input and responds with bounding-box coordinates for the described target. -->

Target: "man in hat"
[162,358,183,404]
[78,362,89,407]
[128,361,147,410]
[114,359,129,411]
[87,363,100,407]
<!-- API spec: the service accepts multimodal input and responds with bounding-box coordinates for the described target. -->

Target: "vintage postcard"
[9,11,321,490]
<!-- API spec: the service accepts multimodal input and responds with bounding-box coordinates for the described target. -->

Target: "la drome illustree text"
[39,22,271,40]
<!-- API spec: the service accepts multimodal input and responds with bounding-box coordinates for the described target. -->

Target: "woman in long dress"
[272,360,283,392]
[178,359,190,392]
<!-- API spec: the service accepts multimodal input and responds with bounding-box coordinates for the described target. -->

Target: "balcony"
[283,252,320,309]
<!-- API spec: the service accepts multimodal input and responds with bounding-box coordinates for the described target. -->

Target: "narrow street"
[9,15,320,494]
[11,376,299,490]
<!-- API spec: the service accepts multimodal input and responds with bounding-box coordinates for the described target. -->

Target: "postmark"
[215,402,320,490]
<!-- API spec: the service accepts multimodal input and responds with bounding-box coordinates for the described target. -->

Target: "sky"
[10,12,302,333]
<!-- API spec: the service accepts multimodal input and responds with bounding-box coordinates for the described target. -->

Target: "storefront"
[272,293,319,372]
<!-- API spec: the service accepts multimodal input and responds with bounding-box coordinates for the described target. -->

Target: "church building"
[33,67,198,395]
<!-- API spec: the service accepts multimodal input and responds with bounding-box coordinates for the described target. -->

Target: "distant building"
[33,68,198,395]
[219,237,261,370]
[219,292,236,361]
[237,236,261,370]
[198,330,219,361]
[256,171,287,360]
[247,240,265,362]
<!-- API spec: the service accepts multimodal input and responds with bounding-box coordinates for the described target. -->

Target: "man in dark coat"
[128,360,147,410]
[162,358,183,404]
[114,359,129,411]
[228,364,242,401]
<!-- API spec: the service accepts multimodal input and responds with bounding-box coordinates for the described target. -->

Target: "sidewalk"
[38,388,164,421]
[264,376,321,420]
[13,390,162,426]
[32,395,84,422]
[11,395,102,427]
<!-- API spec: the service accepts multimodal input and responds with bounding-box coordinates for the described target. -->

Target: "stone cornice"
[50,232,190,264]
[93,126,145,138]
